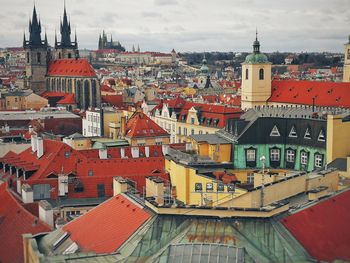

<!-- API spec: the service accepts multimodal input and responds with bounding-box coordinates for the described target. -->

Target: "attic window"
[304,128,311,139]
[270,125,280,137]
[289,126,297,138]
[318,130,325,142]
[64,151,71,158]
[88,170,93,176]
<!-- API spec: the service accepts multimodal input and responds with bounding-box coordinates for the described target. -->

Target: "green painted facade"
[233,144,326,172]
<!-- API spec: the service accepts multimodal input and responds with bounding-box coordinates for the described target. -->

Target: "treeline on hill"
[179,52,343,68]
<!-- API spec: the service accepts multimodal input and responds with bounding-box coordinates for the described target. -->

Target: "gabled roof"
[282,190,350,262]
[47,59,96,77]
[0,183,51,263]
[125,111,169,138]
[62,194,151,253]
[269,80,350,108]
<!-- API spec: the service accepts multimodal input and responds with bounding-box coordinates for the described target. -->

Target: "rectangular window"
[270,149,280,161]
[286,150,295,162]
[37,52,41,63]
[246,149,256,162]
[301,152,308,165]
[155,142,162,145]
[247,173,254,184]
[191,129,195,135]
[199,130,203,135]
[178,127,181,135]
[184,128,187,136]
[315,154,323,168]
[191,117,195,124]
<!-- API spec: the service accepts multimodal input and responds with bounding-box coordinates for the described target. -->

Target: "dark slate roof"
[190,134,230,144]
[222,106,350,148]
[328,158,347,171]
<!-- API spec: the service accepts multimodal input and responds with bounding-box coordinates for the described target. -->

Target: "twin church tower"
[23,5,79,94]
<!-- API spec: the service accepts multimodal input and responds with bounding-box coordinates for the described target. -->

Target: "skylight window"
[270,125,280,137]
[304,128,311,139]
[289,126,297,138]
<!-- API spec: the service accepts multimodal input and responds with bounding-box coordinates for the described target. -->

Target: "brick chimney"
[120,116,127,137]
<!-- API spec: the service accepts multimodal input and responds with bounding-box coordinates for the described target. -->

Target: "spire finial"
[256,27,258,41]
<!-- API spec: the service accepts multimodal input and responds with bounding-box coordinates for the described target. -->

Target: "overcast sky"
[0,0,349,52]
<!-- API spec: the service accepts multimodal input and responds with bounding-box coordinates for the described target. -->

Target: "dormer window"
[304,128,311,139]
[318,130,325,142]
[270,125,280,137]
[288,126,297,138]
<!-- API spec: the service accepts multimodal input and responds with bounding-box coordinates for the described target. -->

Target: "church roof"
[269,80,350,108]
[47,59,96,77]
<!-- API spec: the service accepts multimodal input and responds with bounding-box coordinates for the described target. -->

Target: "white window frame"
[246,149,256,162]
[315,154,323,168]
[286,149,295,162]
[289,126,297,138]
[270,125,280,137]
[318,130,325,142]
[304,128,311,139]
[301,152,308,165]
[270,148,280,161]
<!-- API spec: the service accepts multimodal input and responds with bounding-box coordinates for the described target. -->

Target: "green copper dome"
[244,31,269,64]
[244,53,268,64]
[200,57,209,74]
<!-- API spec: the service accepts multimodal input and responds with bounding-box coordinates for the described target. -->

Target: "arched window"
[59,52,61,59]
[245,68,249,80]
[259,68,264,80]
[68,53,72,59]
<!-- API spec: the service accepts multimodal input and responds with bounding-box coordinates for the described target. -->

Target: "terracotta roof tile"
[269,80,350,108]
[282,190,350,261]
[47,59,96,77]
[63,194,151,253]
[0,183,51,263]
[125,111,169,138]
[57,94,76,105]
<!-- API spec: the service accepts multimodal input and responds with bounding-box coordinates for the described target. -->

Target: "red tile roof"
[269,80,350,108]
[63,194,151,253]
[102,95,123,107]
[282,190,350,262]
[101,85,115,93]
[47,59,96,77]
[0,183,51,263]
[57,94,76,105]
[40,91,67,98]
[125,111,169,138]
[1,139,167,197]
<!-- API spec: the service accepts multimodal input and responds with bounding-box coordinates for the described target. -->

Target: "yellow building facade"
[343,36,350,82]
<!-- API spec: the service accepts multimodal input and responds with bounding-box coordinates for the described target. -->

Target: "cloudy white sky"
[0,0,349,52]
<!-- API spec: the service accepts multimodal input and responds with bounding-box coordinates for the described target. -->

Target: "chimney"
[146,177,164,206]
[31,135,37,152]
[28,125,34,133]
[21,184,33,203]
[162,144,169,155]
[99,147,108,159]
[39,200,54,227]
[131,147,139,158]
[113,177,128,196]
[58,174,68,196]
[120,147,126,158]
[120,116,127,137]
[145,146,150,157]
[36,137,44,159]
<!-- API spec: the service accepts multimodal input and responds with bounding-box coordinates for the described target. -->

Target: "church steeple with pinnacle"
[53,3,79,59]
[24,4,47,48]
[23,4,49,94]
[253,29,260,54]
